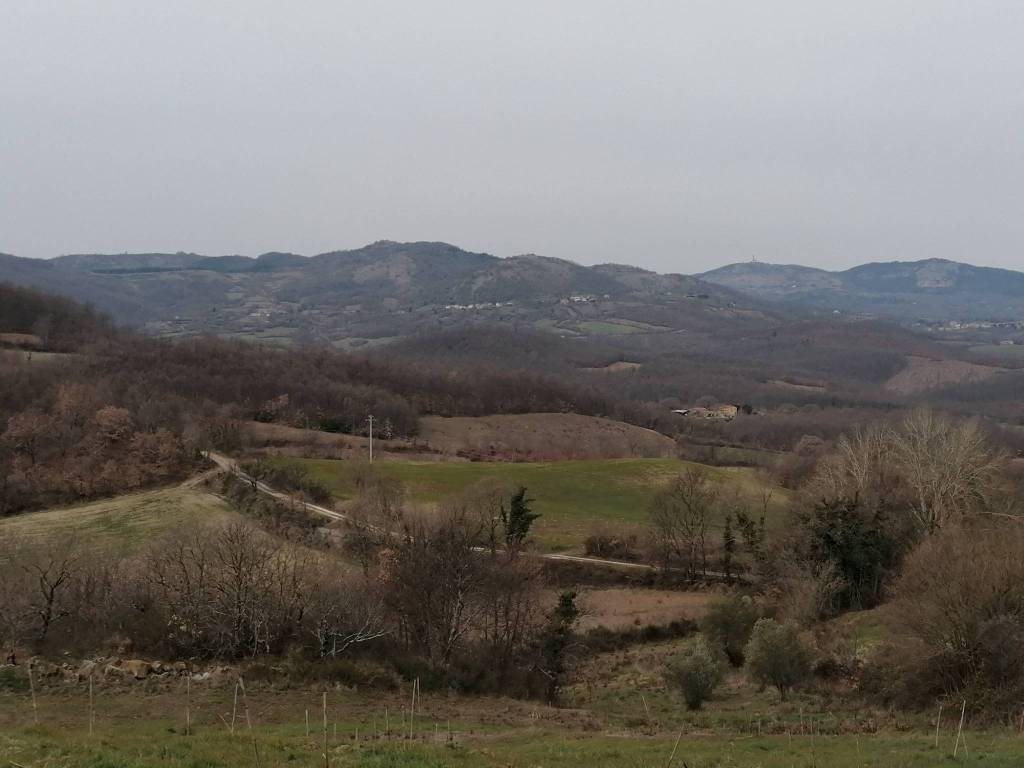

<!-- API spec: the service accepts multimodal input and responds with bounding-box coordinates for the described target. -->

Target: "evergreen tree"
[721,513,736,581]
[502,486,540,549]
[538,591,579,704]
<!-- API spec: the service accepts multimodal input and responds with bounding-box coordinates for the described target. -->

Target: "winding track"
[206,451,739,578]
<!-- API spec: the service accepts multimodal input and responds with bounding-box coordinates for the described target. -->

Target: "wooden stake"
[666,727,683,767]
[306,709,310,738]
[322,691,329,768]
[28,663,38,725]
[239,677,261,768]
[934,703,943,748]
[385,706,389,739]
[953,699,966,758]
[410,679,417,733]
[88,674,95,736]
[186,676,191,736]
[231,682,238,736]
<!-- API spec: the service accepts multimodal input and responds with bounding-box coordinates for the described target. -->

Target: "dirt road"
[206,451,741,579]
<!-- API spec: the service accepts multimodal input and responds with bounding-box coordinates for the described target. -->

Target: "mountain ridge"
[0,241,773,345]
[700,257,1024,320]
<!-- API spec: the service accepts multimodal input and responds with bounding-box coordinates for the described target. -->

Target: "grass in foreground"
[0,684,1019,768]
[271,457,788,551]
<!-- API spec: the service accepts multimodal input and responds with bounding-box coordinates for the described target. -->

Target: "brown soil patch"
[582,361,643,373]
[768,378,826,393]
[241,421,444,461]
[884,355,1004,395]
[576,587,718,631]
[418,413,677,461]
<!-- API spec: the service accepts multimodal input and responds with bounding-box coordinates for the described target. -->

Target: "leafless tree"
[649,467,717,577]
[384,509,486,666]
[308,578,388,657]
[808,410,1005,535]
[890,409,1003,534]
[0,536,80,647]
[807,421,894,502]
[145,522,317,658]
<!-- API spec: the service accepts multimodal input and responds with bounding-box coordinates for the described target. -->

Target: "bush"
[744,618,813,700]
[583,529,639,560]
[664,636,726,710]
[882,525,1024,718]
[788,497,910,616]
[701,595,759,666]
[581,619,695,654]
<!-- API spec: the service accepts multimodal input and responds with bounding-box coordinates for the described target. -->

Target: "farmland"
[269,456,788,551]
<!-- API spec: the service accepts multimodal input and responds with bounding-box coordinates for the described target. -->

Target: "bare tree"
[891,409,1003,534]
[307,578,388,658]
[384,509,486,666]
[809,410,1005,535]
[0,537,80,647]
[807,421,894,502]
[649,467,717,577]
[145,522,318,658]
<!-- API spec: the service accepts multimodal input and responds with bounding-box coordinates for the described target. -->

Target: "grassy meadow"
[269,457,789,551]
[1,677,1020,768]
[0,485,240,556]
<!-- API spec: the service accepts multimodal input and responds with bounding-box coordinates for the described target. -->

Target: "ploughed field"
[270,456,790,551]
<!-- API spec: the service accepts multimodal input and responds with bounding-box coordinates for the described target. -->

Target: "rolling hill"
[700,258,1024,322]
[0,242,777,347]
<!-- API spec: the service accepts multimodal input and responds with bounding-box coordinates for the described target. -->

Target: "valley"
[2,261,1024,767]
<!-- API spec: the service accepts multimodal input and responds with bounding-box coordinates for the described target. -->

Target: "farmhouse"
[671,403,740,421]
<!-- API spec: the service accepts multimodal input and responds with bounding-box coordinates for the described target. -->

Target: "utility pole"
[367,414,375,463]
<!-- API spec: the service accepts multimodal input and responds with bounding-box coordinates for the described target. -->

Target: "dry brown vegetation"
[877,524,1024,716]
[576,587,717,631]
[417,412,678,461]
[884,355,1004,395]
[243,412,679,463]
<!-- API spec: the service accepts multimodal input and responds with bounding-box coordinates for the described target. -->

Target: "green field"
[0,683,1018,768]
[575,320,645,335]
[0,486,239,555]
[271,457,788,551]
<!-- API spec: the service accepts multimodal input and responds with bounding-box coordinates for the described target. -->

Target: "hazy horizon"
[4,2,1024,272]
[7,240,1023,277]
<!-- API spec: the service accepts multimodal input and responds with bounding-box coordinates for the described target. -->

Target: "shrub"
[583,529,639,560]
[744,618,813,700]
[664,636,726,710]
[882,525,1024,718]
[789,497,910,616]
[701,595,758,666]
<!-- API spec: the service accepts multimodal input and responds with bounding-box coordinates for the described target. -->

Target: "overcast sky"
[3,1,1024,273]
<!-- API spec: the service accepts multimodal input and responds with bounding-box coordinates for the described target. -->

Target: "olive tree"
[665,636,726,710]
[744,618,813,701]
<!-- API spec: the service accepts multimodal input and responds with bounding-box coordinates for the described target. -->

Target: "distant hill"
[0,280,115,351]
[1,241,778,345]
[699,258,1024,321]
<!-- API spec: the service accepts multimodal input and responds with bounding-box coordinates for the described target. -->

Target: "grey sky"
[3,1,1024,273]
